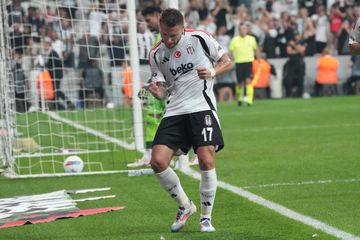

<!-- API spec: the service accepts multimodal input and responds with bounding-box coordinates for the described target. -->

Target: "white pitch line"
[44,111,359,239]
[45,111,135,150]
[223,123,360,133]
[181,168,360,240]
[242,178,360,189]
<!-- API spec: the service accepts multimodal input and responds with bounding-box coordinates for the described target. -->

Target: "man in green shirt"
[127,6,165,167]
[142,6,162,44]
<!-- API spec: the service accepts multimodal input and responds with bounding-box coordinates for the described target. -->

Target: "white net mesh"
[1,0,152,176]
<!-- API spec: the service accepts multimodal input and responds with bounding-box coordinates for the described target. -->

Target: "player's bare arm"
[349,43,360,55]
[148,81,167,100]
[196,54,232,80]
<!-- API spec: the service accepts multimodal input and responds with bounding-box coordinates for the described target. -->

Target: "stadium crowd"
[7,0,360,111]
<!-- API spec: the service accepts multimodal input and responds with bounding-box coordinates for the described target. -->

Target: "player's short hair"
[160,8,184,27]
[141,6,162,17]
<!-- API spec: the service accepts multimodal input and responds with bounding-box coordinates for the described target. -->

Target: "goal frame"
[0,0,145,178]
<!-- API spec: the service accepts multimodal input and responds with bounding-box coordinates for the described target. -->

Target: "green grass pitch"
[1,96,359,239]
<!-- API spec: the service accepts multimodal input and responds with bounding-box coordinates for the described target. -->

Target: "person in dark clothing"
[262,18,277,58]
[277,12,298,58]
[10,23,27,55]
[77,32,91,69]
[12,54,29,112]
[108,34,126,67]
[44,38,74,110]
[27,7,45,43]
[283,37,306,98]
[344,55,360,95]
[210,0,232,29]
[80,60,104,108]
[7,0,25,26]
[337,19,351,55]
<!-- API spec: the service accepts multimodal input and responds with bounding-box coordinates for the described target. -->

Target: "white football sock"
[200,168,217,218]
[178,154,189,169]
[143,148,152,161]
[155,167,190,207]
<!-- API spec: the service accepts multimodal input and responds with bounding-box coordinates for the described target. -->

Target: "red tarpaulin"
[0,206,125,228]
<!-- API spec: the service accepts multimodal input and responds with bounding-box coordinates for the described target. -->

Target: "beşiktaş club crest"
[204,115,212,126]
[186,45,195,55]
[174,51,181,58]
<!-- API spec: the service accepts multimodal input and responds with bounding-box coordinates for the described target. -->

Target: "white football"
[106,102,115,109]
[63,156,84,173]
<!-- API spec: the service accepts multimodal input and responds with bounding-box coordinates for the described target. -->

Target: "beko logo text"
[169,63,194,76]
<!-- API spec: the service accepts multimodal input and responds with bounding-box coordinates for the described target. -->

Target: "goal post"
[0,0,150,178]
[127,0,144,154]
[0,0,16,173]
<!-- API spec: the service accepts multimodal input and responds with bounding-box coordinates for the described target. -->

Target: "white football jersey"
[149,29,226,117]
[349,17,360,45]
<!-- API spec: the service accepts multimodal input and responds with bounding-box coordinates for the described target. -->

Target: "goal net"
[0,0,152,177]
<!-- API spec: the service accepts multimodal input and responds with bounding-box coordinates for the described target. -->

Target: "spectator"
[262,17,277,58]
[77,32,91,69]
[314,48,339,96]
[214,25,235,102]
[27,7,46,44]
[230,5,250,37]
[248,14,265,45]
[59,19,75,67]
[6,0,360,117]
[283,36,306,97]
[196,0,210,21]
[271,1,290,19]
[49,30,65,60]
[88,4,108,38]
[312,4,329,54]
[329,2,345,52]
[137,19,155,86]
[44,37,74,110]
[44,6,57,25]
[284,0,299,15]
[108,33,126,67]
[210,0,232,29]
[10,23,27,55]
[7,0,25,26]
[298,0,323,16]
[197,15,217,36]
[137,21,154,64]
[344,4,356,23]
[297,7,316,56]
[185,0,201,28]
[287,13,300,42]
[60,0,78,19]
[230,0,252,12]
[345,55,360,94]
[349,14,360,55]
[276,11,291,57]
[81,60,104,108]
[337,19,351,55]
[12,54,29,112]
[87,3,107,61]
[254,7,273,43]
